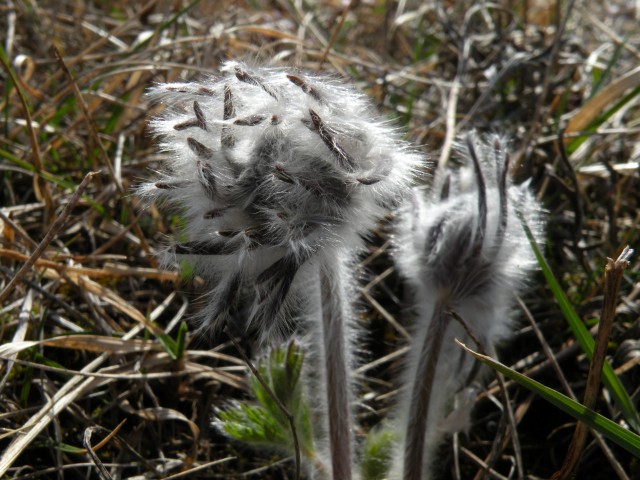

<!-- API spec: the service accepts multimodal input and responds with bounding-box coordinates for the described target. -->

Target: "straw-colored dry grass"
[1,1,639,478]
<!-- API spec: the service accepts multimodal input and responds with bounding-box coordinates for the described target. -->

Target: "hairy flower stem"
[403,302,448,480]
[320,265,352,480]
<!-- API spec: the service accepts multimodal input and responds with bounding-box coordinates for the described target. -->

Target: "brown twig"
[552,246,633,479]
[318,0,357,70]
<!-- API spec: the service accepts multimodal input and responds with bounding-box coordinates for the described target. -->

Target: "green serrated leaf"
[216,341,316,459]
[269,347,292,406]
[218,403,289,446]
[361,425,398,480]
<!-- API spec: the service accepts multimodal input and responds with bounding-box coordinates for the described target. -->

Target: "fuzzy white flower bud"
[392,133,544,480]
[139,60,423,343]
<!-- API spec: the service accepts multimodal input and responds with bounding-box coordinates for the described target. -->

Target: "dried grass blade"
[91,419,127,452]
[184,362,246,390]
[0,340,40,357]
[40,335,160,354]
[0,317,149,476]
[0,249,179,281]
[0,171,99,305]
[162,457,236,479]
[565,65,640,135]
[44,269,164,337]
[232,25,300,40]
[0,358,109,475]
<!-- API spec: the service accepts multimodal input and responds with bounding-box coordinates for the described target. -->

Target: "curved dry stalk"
[83,426,115,480]
[0,47,55,222]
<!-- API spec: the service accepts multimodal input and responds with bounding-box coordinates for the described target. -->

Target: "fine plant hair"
[392,133,544,480]
[139,60,423,479]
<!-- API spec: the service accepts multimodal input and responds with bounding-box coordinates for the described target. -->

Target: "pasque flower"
[392,133,544,480]
[140,60,424,479]
[140,60,420,341]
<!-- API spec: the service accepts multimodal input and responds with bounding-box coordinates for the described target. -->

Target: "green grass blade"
[458,341,640,457]
[174,321,189,361]
[589,39,626,98]
[521,220,640,432]
[156,331,178,360]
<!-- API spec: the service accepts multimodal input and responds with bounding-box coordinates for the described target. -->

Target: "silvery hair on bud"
[137,60,422,344]
[391,132,544,479]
